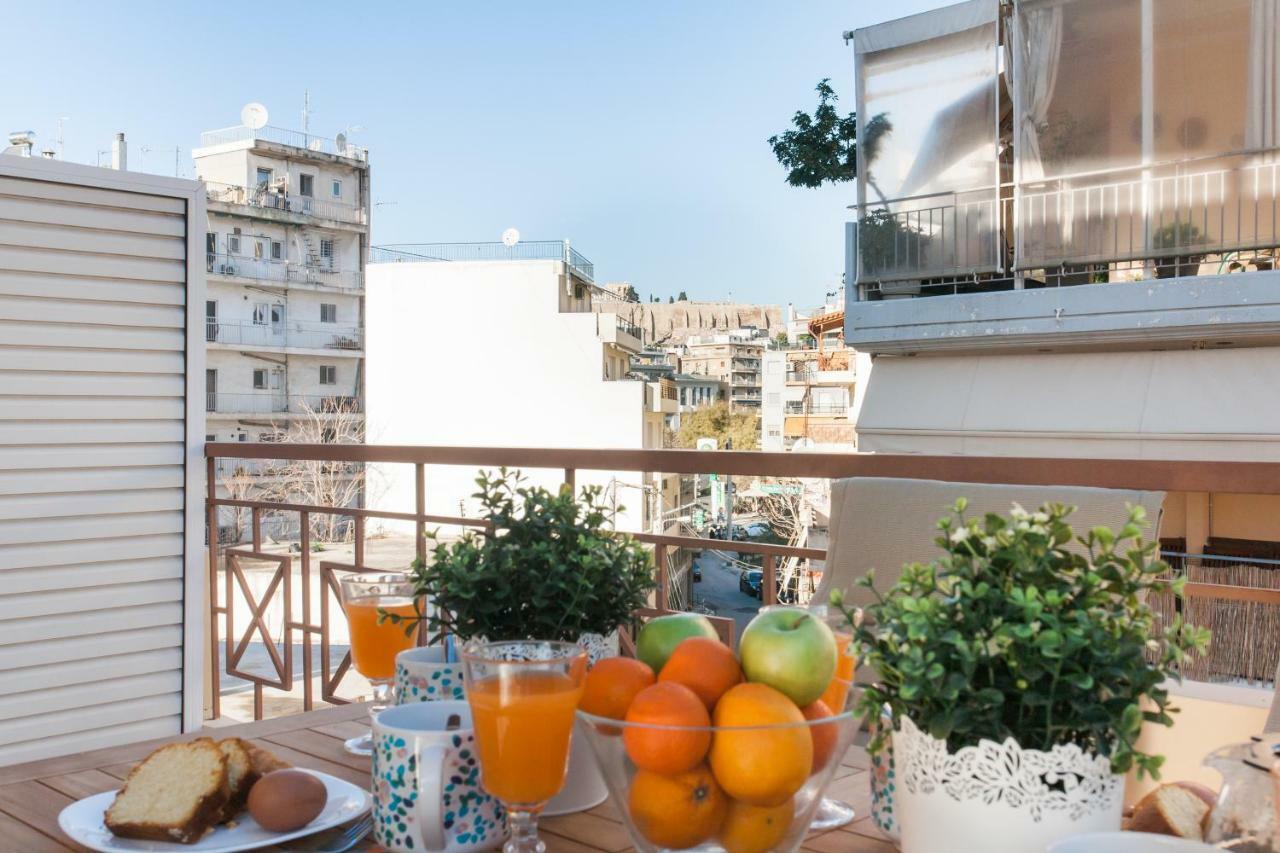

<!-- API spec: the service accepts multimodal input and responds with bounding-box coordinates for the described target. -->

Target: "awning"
[856,348,1280,461]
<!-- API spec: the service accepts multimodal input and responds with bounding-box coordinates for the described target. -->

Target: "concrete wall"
[366,260,651,532]
[599,301,783,345]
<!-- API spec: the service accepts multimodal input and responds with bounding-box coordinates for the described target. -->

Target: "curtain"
[1015,4,1064,182]
[1247,0,1280,149]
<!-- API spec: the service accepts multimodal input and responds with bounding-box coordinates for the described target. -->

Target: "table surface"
[0,703,897,852]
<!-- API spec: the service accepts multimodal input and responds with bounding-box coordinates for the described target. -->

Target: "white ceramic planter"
[893,717,1124,853]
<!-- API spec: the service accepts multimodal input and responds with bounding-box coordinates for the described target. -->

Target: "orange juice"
[820,631,857,712]
[344,595,417,680]
[468,672,585,804]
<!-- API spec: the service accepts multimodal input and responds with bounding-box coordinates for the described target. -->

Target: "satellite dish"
[501,228,520,247]
[241,103,269,130]
[335,132,347,152]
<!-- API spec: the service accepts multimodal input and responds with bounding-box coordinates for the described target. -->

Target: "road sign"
[696,438,718,451]
[760,484,803,496]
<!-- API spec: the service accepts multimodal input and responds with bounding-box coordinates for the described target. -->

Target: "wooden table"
[0,704,897,852]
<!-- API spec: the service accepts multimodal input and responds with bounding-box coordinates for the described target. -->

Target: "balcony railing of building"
[199,125,369,162]
[204,181,366,226]
[205,393,363,415]
[784,402,850,416]
[206,319,363,351]
[616,316,643,341]
[369,241,595,283]
[206,252,363,291]
[204,443,1280,719]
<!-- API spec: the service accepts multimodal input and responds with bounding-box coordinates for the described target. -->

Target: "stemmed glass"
[808,601,860,830]
[462,641,588,853]
[338,572,419,755]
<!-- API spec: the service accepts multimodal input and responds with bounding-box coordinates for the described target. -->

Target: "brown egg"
[247,769,327,832]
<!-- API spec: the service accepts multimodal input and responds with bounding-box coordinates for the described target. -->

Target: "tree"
[773,332,790,349]
[668,295,674,303]
[768,78,892,193]
[677,291,689,301]
[674,401,759,451]
[622,284,639,302]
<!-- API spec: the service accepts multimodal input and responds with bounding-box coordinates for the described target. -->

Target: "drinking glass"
[338,572,419,755]
[462,641,588,853]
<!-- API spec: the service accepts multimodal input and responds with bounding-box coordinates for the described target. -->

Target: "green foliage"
[622,284,640,303]
[677,291,689,301]
[773,332,790,349]
[1151,221,1206,252]
[834,501,1210,779]
[388,469,655,644]
[768,79,892,190]
[673,401,759,451]
[858,208,928,275]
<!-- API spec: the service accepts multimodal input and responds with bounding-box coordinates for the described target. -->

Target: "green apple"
[636,613,720,673]
[739,607,836,706]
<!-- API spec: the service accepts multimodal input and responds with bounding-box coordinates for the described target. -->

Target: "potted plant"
[835,500,1209,853]
[1151,220,1207,279]
[388,468,655,813]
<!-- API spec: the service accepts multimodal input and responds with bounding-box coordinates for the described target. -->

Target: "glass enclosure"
[854,0,1280,286]
[855,0,1001,282]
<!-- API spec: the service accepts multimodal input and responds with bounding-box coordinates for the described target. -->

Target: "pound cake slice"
[105,740,229,844]
[217,738,258,822]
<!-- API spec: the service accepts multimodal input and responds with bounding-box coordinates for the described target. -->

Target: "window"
[205,300,217,342]
[252,369,268,390]
[299,174,314,197]
[319,365,337,385]
[252,303,269,325]
[254,240,265,259]
[680,388,687,405]
[320,303,337,323]
[228,228,241,254]
[238,433,248,442]
[320,238,334,259]
[331,179,342,198]
[256,168,273,187]
[206,434,215,442]
[206,233,217,256]
[321,427,337,444]
[270,241,282,260]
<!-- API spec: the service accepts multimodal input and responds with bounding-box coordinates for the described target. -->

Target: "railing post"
[763,553,778,606]
[564,467,576,496]
[354,515,365,568]
[206,456,220,719]
[300,511,313,712]
[655,543,669,610]
[251,507,262,552]
[415,464,426,564]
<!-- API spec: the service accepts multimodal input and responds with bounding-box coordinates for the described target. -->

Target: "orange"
[718,798,793,853]
[658,637,742,711]
[623,681,711,774]
[628,764,728,849]
[580,657,655,727]
[709,683,812,806]
[801,699,839,772]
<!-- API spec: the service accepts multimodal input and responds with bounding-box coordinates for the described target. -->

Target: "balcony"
[198,124,369,162]
[370,240,594,283]
[206,393,363,416]
[206,252,364,292]
[205,319,363,352]
[204,181,366,226]
[595,312,643,353]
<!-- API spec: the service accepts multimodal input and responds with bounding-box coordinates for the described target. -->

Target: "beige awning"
[856,348,1280,461]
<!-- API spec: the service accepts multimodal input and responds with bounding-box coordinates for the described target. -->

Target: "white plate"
[57,769,371,852]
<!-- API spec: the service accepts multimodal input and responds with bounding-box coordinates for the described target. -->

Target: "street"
[690,548,764,639]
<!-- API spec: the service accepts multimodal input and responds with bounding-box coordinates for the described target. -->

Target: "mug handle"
[415,742,449,851]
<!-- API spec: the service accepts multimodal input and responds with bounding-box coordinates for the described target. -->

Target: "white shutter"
[0,157,205,766]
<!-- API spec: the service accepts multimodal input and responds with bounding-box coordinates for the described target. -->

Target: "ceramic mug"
[395,645,466,703]
[372,701,507,853]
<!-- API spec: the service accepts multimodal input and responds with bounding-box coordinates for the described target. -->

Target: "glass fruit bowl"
[576,707,858,853]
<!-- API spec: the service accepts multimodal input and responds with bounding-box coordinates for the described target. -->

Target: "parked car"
[744,521,771,538]
[739,569,763,598]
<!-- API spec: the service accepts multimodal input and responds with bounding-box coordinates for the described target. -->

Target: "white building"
[192,122,369,451]
[680,333,765,412]
[365,243,677,533]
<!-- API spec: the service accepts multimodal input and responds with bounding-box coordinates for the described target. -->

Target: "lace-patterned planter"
[892,717,1123,853]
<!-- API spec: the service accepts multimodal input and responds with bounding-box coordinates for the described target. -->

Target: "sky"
[3,1,947,306]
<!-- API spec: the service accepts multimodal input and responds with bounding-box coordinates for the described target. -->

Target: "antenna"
[241,103,269,130]
[502,228,520,247]
[56,116,69,159]
[301,91,311,133]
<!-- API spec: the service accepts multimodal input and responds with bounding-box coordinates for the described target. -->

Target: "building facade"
[192,124,369,452]
[679,335,765,413]
[365,243,677,534]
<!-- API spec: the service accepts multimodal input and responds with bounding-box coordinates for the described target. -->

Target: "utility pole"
[724,438,734,542]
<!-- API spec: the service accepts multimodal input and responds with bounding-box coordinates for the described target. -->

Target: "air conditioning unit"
[220,264,238,276]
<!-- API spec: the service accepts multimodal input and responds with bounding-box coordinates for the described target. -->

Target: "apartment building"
[845,0,1280,694]
[365,242,677,534]
[192,122,369,452]
[679,334,765,413]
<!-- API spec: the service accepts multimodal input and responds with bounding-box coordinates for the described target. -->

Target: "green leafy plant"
[834,501,1209,778]
[386,468,655,644]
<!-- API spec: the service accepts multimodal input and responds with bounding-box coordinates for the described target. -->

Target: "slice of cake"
[217,738,258,822]
[104,740,230,844]
[1129,784,1211,839]
[245,742,291,777]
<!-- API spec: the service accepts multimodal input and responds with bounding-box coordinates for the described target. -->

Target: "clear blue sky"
[4,1,946,305]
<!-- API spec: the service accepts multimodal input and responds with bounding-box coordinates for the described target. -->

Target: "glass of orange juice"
[462,640,588,853]
[339,572,419,755]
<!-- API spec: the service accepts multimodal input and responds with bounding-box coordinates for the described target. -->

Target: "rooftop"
[196,124,369,163]
[369,240,595,283]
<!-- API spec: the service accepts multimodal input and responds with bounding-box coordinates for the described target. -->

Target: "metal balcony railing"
[199,125,368,161]
[205,320,363,351]
[205,252,364,291]
[204,181,366,225]
[616,317,643,340]
[203,442,1280,719]
[370,240,594,282]
[205,393,363,416]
